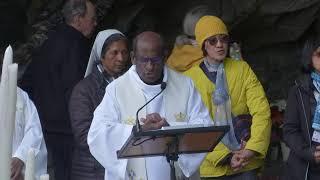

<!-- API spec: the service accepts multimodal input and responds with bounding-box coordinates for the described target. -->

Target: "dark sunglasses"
[136,56,163,64]
[207,35,230,46]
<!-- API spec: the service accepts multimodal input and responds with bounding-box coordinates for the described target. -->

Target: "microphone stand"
[135,82,167,133]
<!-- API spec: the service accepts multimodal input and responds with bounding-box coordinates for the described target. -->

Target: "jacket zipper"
[297,83,311,180]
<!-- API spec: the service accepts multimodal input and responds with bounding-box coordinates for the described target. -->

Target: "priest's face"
[132,32,165,85]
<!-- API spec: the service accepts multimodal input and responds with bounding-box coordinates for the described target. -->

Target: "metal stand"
[166,136,179,180]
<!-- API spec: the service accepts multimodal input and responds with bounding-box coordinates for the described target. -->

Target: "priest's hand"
[141,113,167,131]
[11,157,24,180]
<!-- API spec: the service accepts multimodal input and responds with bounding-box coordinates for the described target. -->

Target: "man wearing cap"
[184,16,271,179]
[87,31,213,180]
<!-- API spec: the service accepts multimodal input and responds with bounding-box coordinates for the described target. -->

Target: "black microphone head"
[161,82,167,90]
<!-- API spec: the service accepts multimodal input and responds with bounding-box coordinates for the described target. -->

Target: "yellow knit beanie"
[195,16,228,47]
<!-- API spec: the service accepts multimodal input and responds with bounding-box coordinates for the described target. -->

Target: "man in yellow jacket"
[184,16,271,179]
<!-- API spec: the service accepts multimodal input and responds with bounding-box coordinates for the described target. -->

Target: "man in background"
[20,0,97,179]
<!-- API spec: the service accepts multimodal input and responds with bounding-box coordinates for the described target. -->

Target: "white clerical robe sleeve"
[13,89,47,178]
[88,84,133,179]
[177,79,213,178]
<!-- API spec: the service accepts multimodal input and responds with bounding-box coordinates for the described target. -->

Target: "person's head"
[195,15,229,63]
[183,5,209,37]
[92,30,129,77]
[131,31,166,85]
[62,0,97,38]
[301,35,320,73]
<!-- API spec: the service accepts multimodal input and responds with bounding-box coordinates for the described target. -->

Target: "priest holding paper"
[88,31,213,180]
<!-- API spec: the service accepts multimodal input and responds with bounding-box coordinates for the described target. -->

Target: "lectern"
[117,125,229,180]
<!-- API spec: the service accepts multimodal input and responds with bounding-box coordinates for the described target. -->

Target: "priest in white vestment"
[88,31,213,180]
[11,87,47,180]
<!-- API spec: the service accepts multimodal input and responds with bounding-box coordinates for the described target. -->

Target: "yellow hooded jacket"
[166,44,203,72]
[184,58,271,177]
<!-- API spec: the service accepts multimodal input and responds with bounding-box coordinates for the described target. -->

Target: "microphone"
[135,82,167,132]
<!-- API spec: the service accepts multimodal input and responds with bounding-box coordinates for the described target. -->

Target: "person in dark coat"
[20,0,97,179]
[69,29,130,180]
[283,35,320,180]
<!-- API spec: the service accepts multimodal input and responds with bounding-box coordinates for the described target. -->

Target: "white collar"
[129,65,168,94]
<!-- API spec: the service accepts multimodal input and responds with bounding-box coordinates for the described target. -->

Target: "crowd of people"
[1,0,320,179]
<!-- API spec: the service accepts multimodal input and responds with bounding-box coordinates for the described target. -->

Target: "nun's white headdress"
[84,29,124,77]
